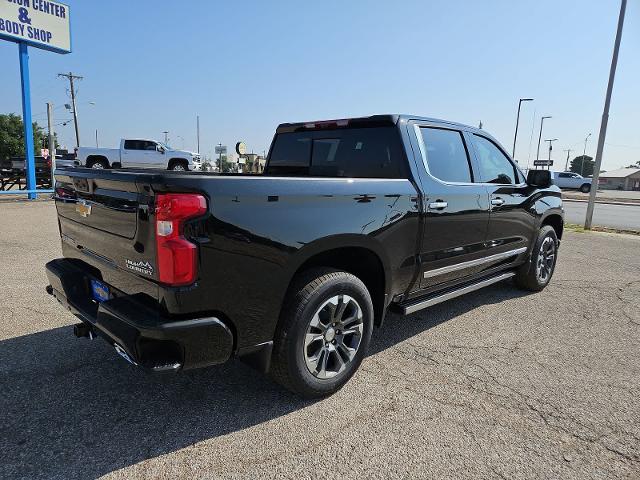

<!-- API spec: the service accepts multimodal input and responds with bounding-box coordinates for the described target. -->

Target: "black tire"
[87,157,108,169]
[580,183,591,193]
[515,225,558,292]
[168,159,188,171]
[270,268,374,398]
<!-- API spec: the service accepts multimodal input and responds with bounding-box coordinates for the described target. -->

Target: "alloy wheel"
[303,294,364,379]
[536,236,556,283]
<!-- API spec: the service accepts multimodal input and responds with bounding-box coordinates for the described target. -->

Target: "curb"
[562,198,640,207]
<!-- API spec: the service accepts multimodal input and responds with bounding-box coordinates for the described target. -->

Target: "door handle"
[428,200,448,210]
[491,198,505,207]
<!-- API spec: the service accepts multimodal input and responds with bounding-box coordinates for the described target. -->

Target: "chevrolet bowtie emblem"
[75,201,92,218]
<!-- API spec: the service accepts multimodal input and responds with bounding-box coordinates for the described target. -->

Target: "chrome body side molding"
[423,247,527,279]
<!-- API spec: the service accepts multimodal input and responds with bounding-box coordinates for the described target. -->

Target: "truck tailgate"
[54,169,159,296]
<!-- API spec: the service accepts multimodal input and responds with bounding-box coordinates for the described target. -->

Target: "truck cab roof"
[276,114,479,134]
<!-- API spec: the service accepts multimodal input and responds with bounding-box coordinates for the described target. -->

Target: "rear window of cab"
[267,127,407,178]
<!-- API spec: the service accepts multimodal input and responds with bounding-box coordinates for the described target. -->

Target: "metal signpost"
[0,0,71,199]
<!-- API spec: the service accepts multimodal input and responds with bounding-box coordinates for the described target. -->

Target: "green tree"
[0,113,51,161]
[569,155,594,176]
[219,154,237,173]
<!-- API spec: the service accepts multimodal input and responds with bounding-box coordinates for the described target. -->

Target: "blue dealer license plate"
[90,279,111,303]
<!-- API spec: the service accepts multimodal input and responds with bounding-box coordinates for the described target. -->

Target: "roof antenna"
[478,121,483,129]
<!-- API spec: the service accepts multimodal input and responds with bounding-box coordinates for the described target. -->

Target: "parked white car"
[551,171,592,193]
[76,139,202,171]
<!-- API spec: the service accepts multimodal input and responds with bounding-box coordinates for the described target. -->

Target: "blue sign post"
[18,42,37,199]
[0,0,71,199]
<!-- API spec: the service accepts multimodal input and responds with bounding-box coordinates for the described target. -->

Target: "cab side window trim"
[469,133,527,186]
[413,124,475,186]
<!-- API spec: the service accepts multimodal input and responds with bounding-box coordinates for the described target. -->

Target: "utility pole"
[46,102,55,177]
[217,142,223,172]
[536,116,552,161]
[544,139,558,169]
[586,0,627,229]
[57,72,83,148]
[196,115,200,154]
[95,129,99,148]
[563,149,572,171]
[162,131,169,144]
[512,98,533,161]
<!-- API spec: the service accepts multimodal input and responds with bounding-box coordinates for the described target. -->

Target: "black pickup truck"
[45,114,563,398]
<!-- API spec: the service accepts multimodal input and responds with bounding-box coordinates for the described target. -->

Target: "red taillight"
[54,186,76,199]
[155,193,207,286]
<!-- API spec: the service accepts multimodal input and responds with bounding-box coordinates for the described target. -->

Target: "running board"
[400,272,516,315]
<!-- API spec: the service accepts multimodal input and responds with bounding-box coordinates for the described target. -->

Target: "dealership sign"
[0,0,71,53]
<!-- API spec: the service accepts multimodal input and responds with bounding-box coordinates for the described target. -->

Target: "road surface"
[563,200,640,230]
[2,201,640,479]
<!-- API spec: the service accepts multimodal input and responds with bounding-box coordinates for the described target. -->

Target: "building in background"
[598,167,640,191]
[242,154,266,174]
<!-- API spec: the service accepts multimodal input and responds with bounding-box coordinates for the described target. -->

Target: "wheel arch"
[86,155,109,167]
[284,235,392,328]
[540,212,564,240]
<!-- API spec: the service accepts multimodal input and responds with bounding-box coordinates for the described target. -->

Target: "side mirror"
[527,169,552,188]
[157,145,165,154]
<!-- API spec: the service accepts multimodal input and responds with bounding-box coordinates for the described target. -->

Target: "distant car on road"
[75,139,202,171]
[552,171,592,193]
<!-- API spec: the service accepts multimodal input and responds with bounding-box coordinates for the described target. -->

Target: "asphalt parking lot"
[1,201,639,480]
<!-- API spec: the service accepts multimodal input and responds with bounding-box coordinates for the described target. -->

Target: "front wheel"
[270,268,373,398]
[515,226,558,291]
[169,160,188,171]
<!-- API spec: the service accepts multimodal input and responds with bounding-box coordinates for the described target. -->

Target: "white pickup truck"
[76,139,202,171]
[551,171,592,193]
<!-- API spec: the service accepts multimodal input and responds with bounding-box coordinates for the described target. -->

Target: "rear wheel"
[88,158,108,169]
[580,183,591,193]
[270,268,373,398]
[515,226,558,291]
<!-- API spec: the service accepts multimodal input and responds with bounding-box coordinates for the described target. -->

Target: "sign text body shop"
[0,0,71,53]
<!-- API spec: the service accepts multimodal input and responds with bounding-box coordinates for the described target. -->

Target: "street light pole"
[162,131,169,144]
[46,102,55,180]
[536,116,552,162]
[580,133,592,176]
[196,115,200,154]
[512,98,533,161]
[586,0,627,229]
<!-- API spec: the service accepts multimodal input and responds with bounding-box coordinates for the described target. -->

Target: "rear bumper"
[45,258,233,372]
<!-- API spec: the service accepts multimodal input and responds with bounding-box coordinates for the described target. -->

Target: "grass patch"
[564,222,639,236]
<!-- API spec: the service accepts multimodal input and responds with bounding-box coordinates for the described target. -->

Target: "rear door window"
[419,127,472,183]
[124,140,144,150]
